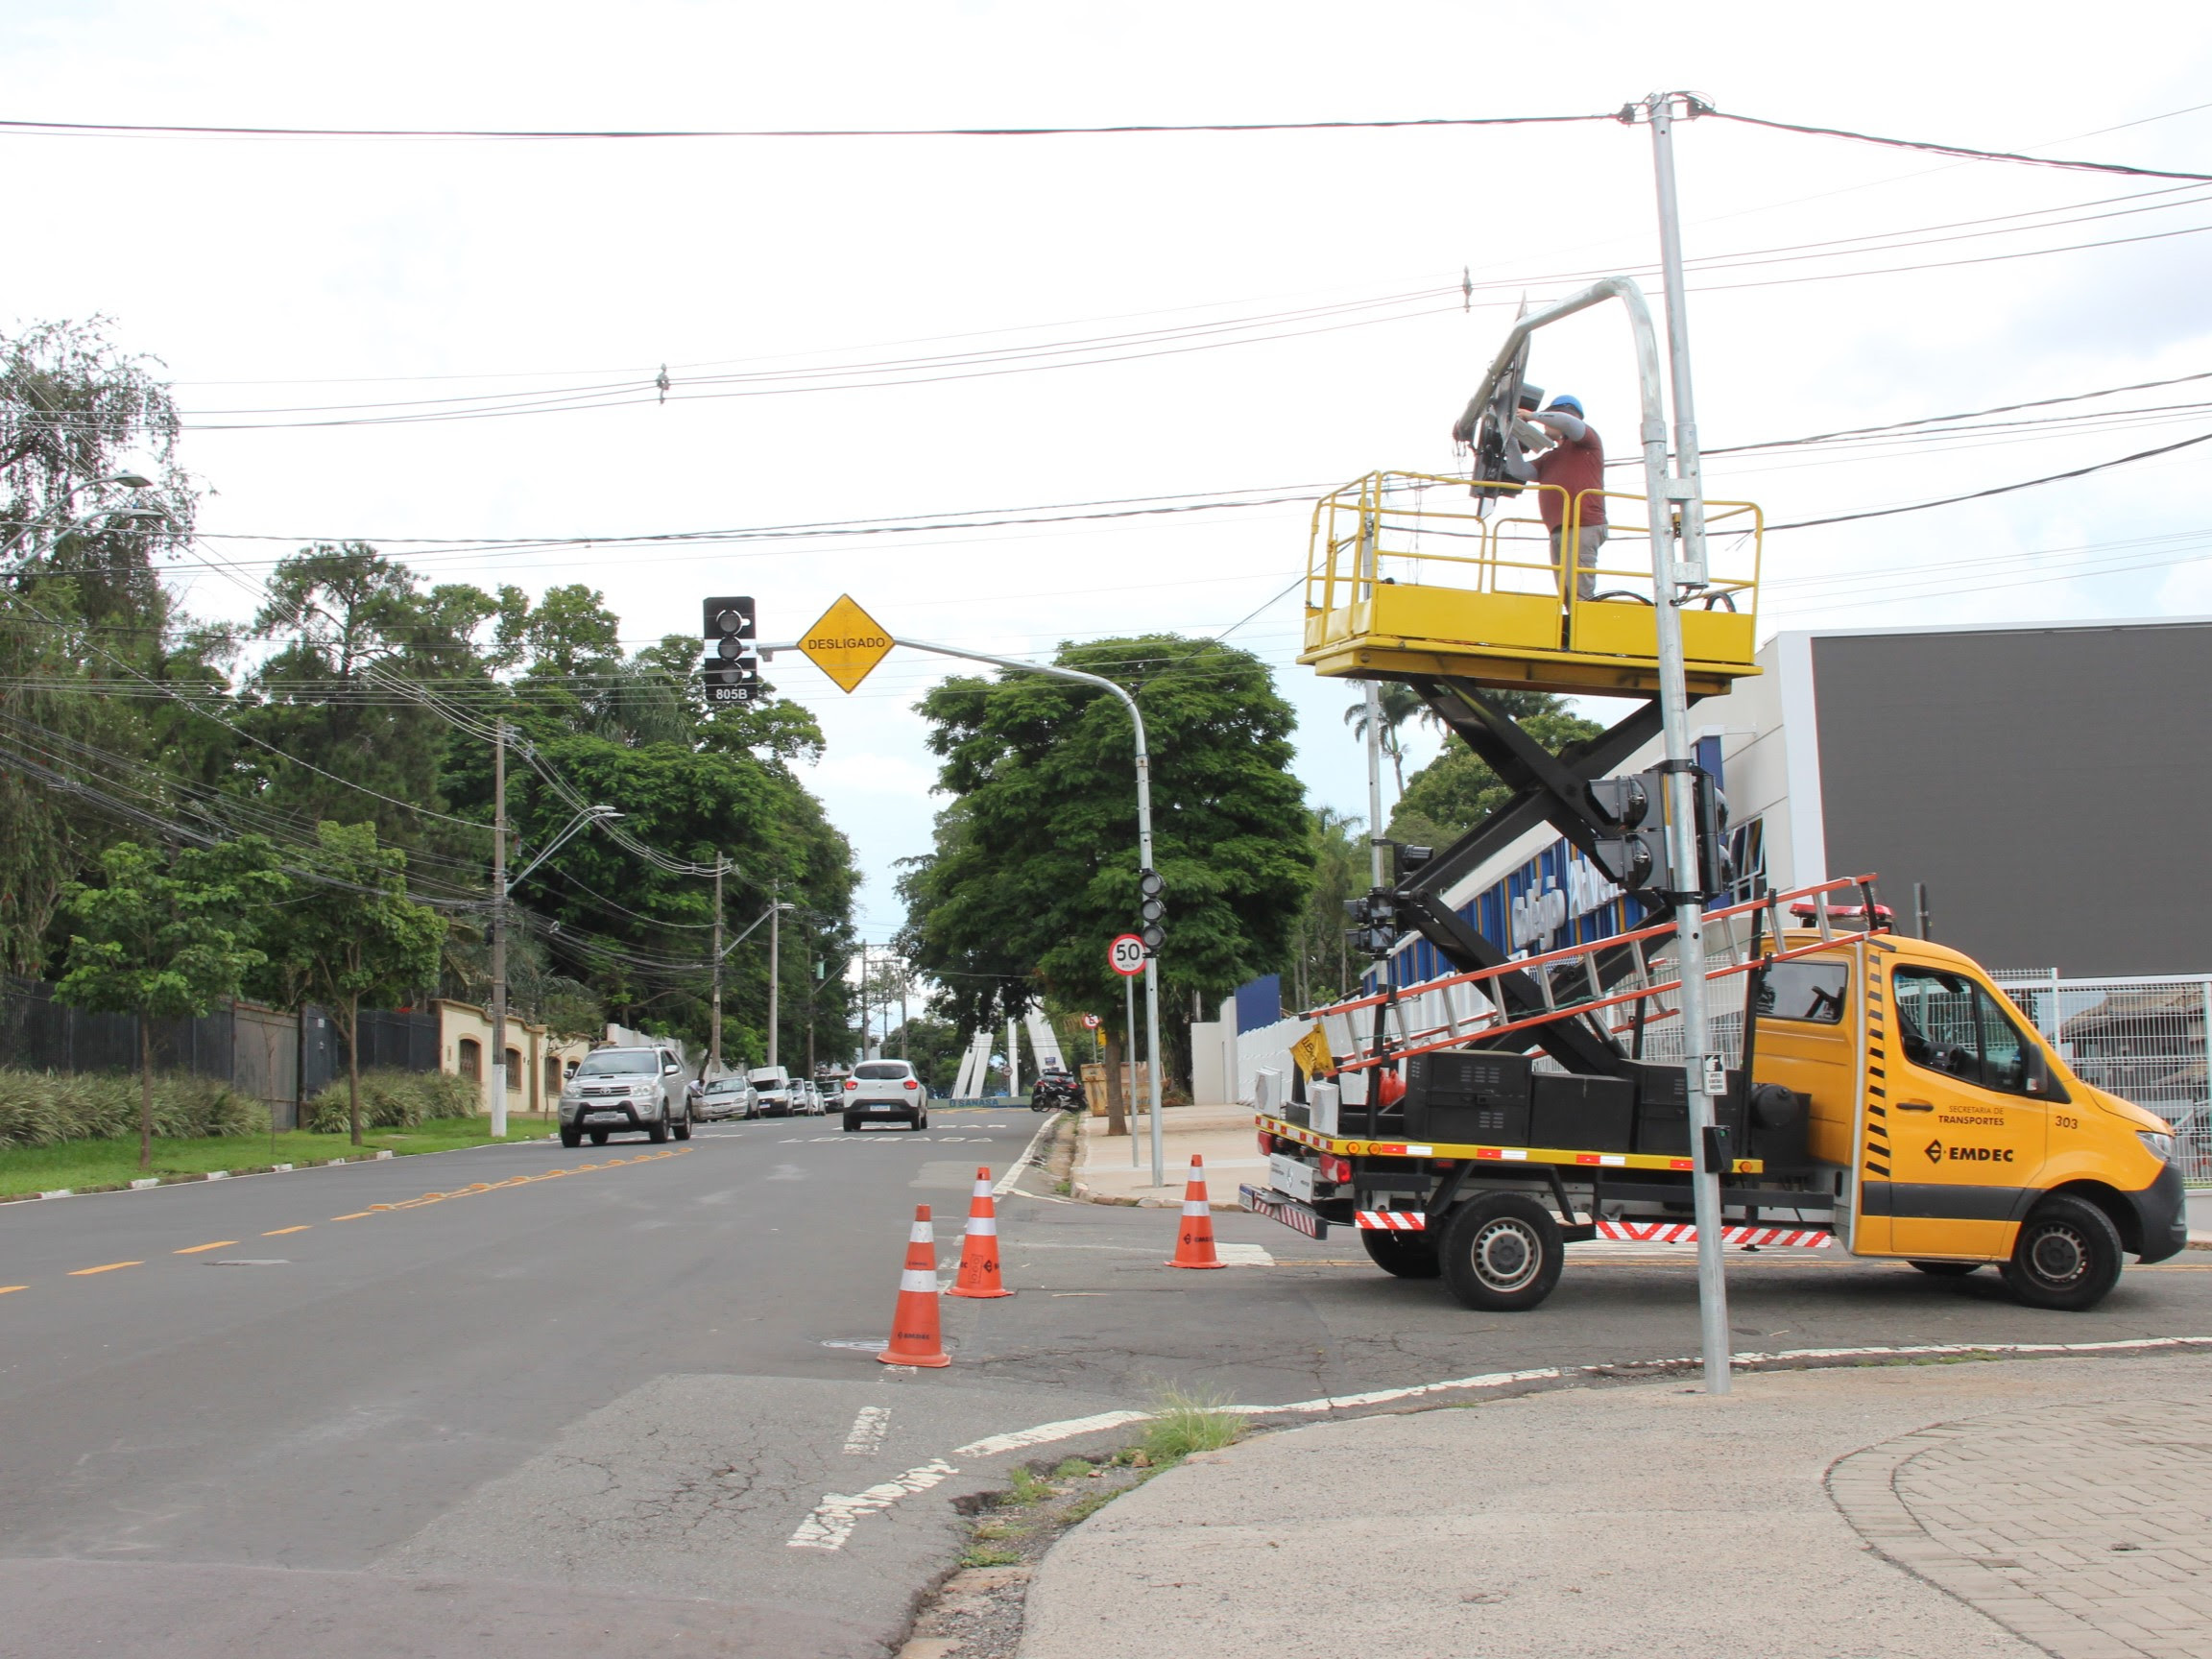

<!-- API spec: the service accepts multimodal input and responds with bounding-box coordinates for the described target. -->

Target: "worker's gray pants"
[1549,525,1605,602]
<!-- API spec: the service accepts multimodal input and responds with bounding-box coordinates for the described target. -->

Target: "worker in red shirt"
[1520,395,1605,602]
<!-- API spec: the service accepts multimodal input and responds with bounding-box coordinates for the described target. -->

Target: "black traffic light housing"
[702,596,760,705]
[1138,869,1166,953]
[1586,762,1732,902]
[1343,888,1400,959]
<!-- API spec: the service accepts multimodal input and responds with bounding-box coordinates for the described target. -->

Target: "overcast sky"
[6,0,2209,948]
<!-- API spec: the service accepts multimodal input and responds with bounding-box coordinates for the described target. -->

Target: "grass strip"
[0,1114,558,1200]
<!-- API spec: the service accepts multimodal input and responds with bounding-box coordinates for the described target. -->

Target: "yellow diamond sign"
[1289,1023,1334,1078]
[799,594,895,693]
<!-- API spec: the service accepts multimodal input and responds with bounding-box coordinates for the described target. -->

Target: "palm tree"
[1343,684,1437,799]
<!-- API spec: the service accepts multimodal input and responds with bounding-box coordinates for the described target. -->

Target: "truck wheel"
[1909,1261,1980,1277]
[843,1115,861,1132]
[1440,1193,1563,1311]
[2003,1195,2124,1310]
[589,1130,609,1145]
[1359,1226,1441,1280]
[674,1112,692,1142]
[648,1112,670,1145]
[559,1125,583,1149]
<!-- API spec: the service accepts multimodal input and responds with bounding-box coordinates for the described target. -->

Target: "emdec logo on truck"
[1924,1140,2015,1166]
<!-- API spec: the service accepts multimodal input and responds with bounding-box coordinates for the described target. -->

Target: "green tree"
[1387,691,1604,849]
[898,635,1310,1074]
[0,319,202,972]
[1286,805,1368,1011]
[54,837,282,1170]
[1343,682,1435,799]
[253,821,445,1145]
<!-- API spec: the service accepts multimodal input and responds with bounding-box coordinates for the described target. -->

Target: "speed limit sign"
[1108,934,1145,977]
[1081,1014,1101,1029]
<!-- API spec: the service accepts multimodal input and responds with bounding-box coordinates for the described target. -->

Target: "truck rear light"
[1257,1131,1274,1155]
[1320,1155,1353,1183]
[903,1079,918,1090]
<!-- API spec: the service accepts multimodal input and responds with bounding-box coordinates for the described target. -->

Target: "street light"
[490,801,621,1137]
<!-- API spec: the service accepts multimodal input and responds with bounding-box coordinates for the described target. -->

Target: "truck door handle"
[1895,1100,1935,1112]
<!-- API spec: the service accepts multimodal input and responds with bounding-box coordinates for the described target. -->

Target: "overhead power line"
[0,111,1615,141]
[1704,107,2212,184]
[1767,428,2212,531]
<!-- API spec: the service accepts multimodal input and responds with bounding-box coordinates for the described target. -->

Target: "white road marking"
[842,1406,890,1455]
[787,1458,958,1551]
[994,1113,1060,1196]
[952,1409,1153,1459]
[1213,1242,1274,1266]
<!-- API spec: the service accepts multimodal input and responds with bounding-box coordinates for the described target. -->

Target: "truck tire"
[843,1114,861,1132]
[2003,1194,2124,1310]
[559,1125,582,1149]
[1909,1261,1980,1277]
[1440,1193,1563,1311]
[648,1111,669,1144]
[674,1112,692,1142]
[1359,1226,1441,1280]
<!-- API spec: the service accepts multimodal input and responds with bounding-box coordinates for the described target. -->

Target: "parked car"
[842,1059,928,1132]
[559,1046,689,1147]
[748,1065,799,1117]
[692,1074,756,1122]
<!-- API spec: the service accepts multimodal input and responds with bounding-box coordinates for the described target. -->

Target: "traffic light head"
[702,596,760,705]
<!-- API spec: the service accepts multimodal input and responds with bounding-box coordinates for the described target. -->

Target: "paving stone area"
[1829,1397,2212,1659]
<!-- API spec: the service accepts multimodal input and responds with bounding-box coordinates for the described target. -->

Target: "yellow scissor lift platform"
[1300,471,1763,697]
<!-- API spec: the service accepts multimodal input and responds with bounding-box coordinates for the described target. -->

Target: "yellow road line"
[68,1262,141,1276]
[263,1226,310,1237]
[0,1286,24,1295]
[330,1212,374,1221]
[174,1240,239,1255]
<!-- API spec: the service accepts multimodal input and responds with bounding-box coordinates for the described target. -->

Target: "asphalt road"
[4,1108,2209,1658]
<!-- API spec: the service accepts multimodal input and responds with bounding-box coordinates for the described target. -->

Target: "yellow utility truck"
[1244,886,2188,1312]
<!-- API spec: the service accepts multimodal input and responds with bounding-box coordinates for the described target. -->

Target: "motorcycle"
[1030,1070,1083,1113]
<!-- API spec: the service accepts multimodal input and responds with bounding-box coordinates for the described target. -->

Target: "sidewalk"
[1019,1353,2212,1659]
[1070,1103,1257,1209]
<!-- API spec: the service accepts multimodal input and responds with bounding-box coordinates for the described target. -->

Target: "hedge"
[0,1070,264,1148]
[303,1070,480,1133]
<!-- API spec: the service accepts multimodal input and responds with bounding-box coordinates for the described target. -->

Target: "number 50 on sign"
[1108,934,1145,977]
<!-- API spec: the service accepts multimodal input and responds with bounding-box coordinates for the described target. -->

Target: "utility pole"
[490,721,509,1138]
[767,879,781,1070]
[1644,88,1730,1395]
[899,958,909,1061]
[709,857,725,1074]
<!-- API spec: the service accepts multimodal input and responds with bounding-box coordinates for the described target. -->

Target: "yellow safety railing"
[1300,471,1763,685]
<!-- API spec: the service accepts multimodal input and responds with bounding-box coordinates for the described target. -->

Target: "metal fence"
[1994,971,2211,1188]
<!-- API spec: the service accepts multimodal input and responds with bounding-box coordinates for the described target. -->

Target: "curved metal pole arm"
[508,808,602,890]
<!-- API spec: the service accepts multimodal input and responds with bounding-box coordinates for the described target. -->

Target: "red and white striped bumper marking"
[1594,1220,1833,1248]
[1356,1211,1428,1231]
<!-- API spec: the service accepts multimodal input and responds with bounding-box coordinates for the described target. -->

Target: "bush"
[304,1069,479,1133]
[0,1069,264,1148]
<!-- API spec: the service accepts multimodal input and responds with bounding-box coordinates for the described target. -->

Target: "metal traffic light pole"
[1639,88,1731,1394]
[853,634,1168,1190]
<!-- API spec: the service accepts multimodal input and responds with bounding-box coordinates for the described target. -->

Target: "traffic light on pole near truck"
[702,597,760,705]
[1138,869,1166,954]
[1586,764,1733,902]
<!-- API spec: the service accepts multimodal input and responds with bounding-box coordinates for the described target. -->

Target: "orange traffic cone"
[1166,1155,1226,1269]
[878,1204,952,1367]
[949,1167,1013,1299]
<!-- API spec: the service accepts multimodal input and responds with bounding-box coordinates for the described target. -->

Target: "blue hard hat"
[1546,395,1584,417]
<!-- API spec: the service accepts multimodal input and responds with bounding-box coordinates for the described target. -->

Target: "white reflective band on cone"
[1182,1200,1209,1217]
[899,1269,938,1293]
[909,1222,933,1244]
[972,1178,993,1196]
[965,1216,998,1236]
